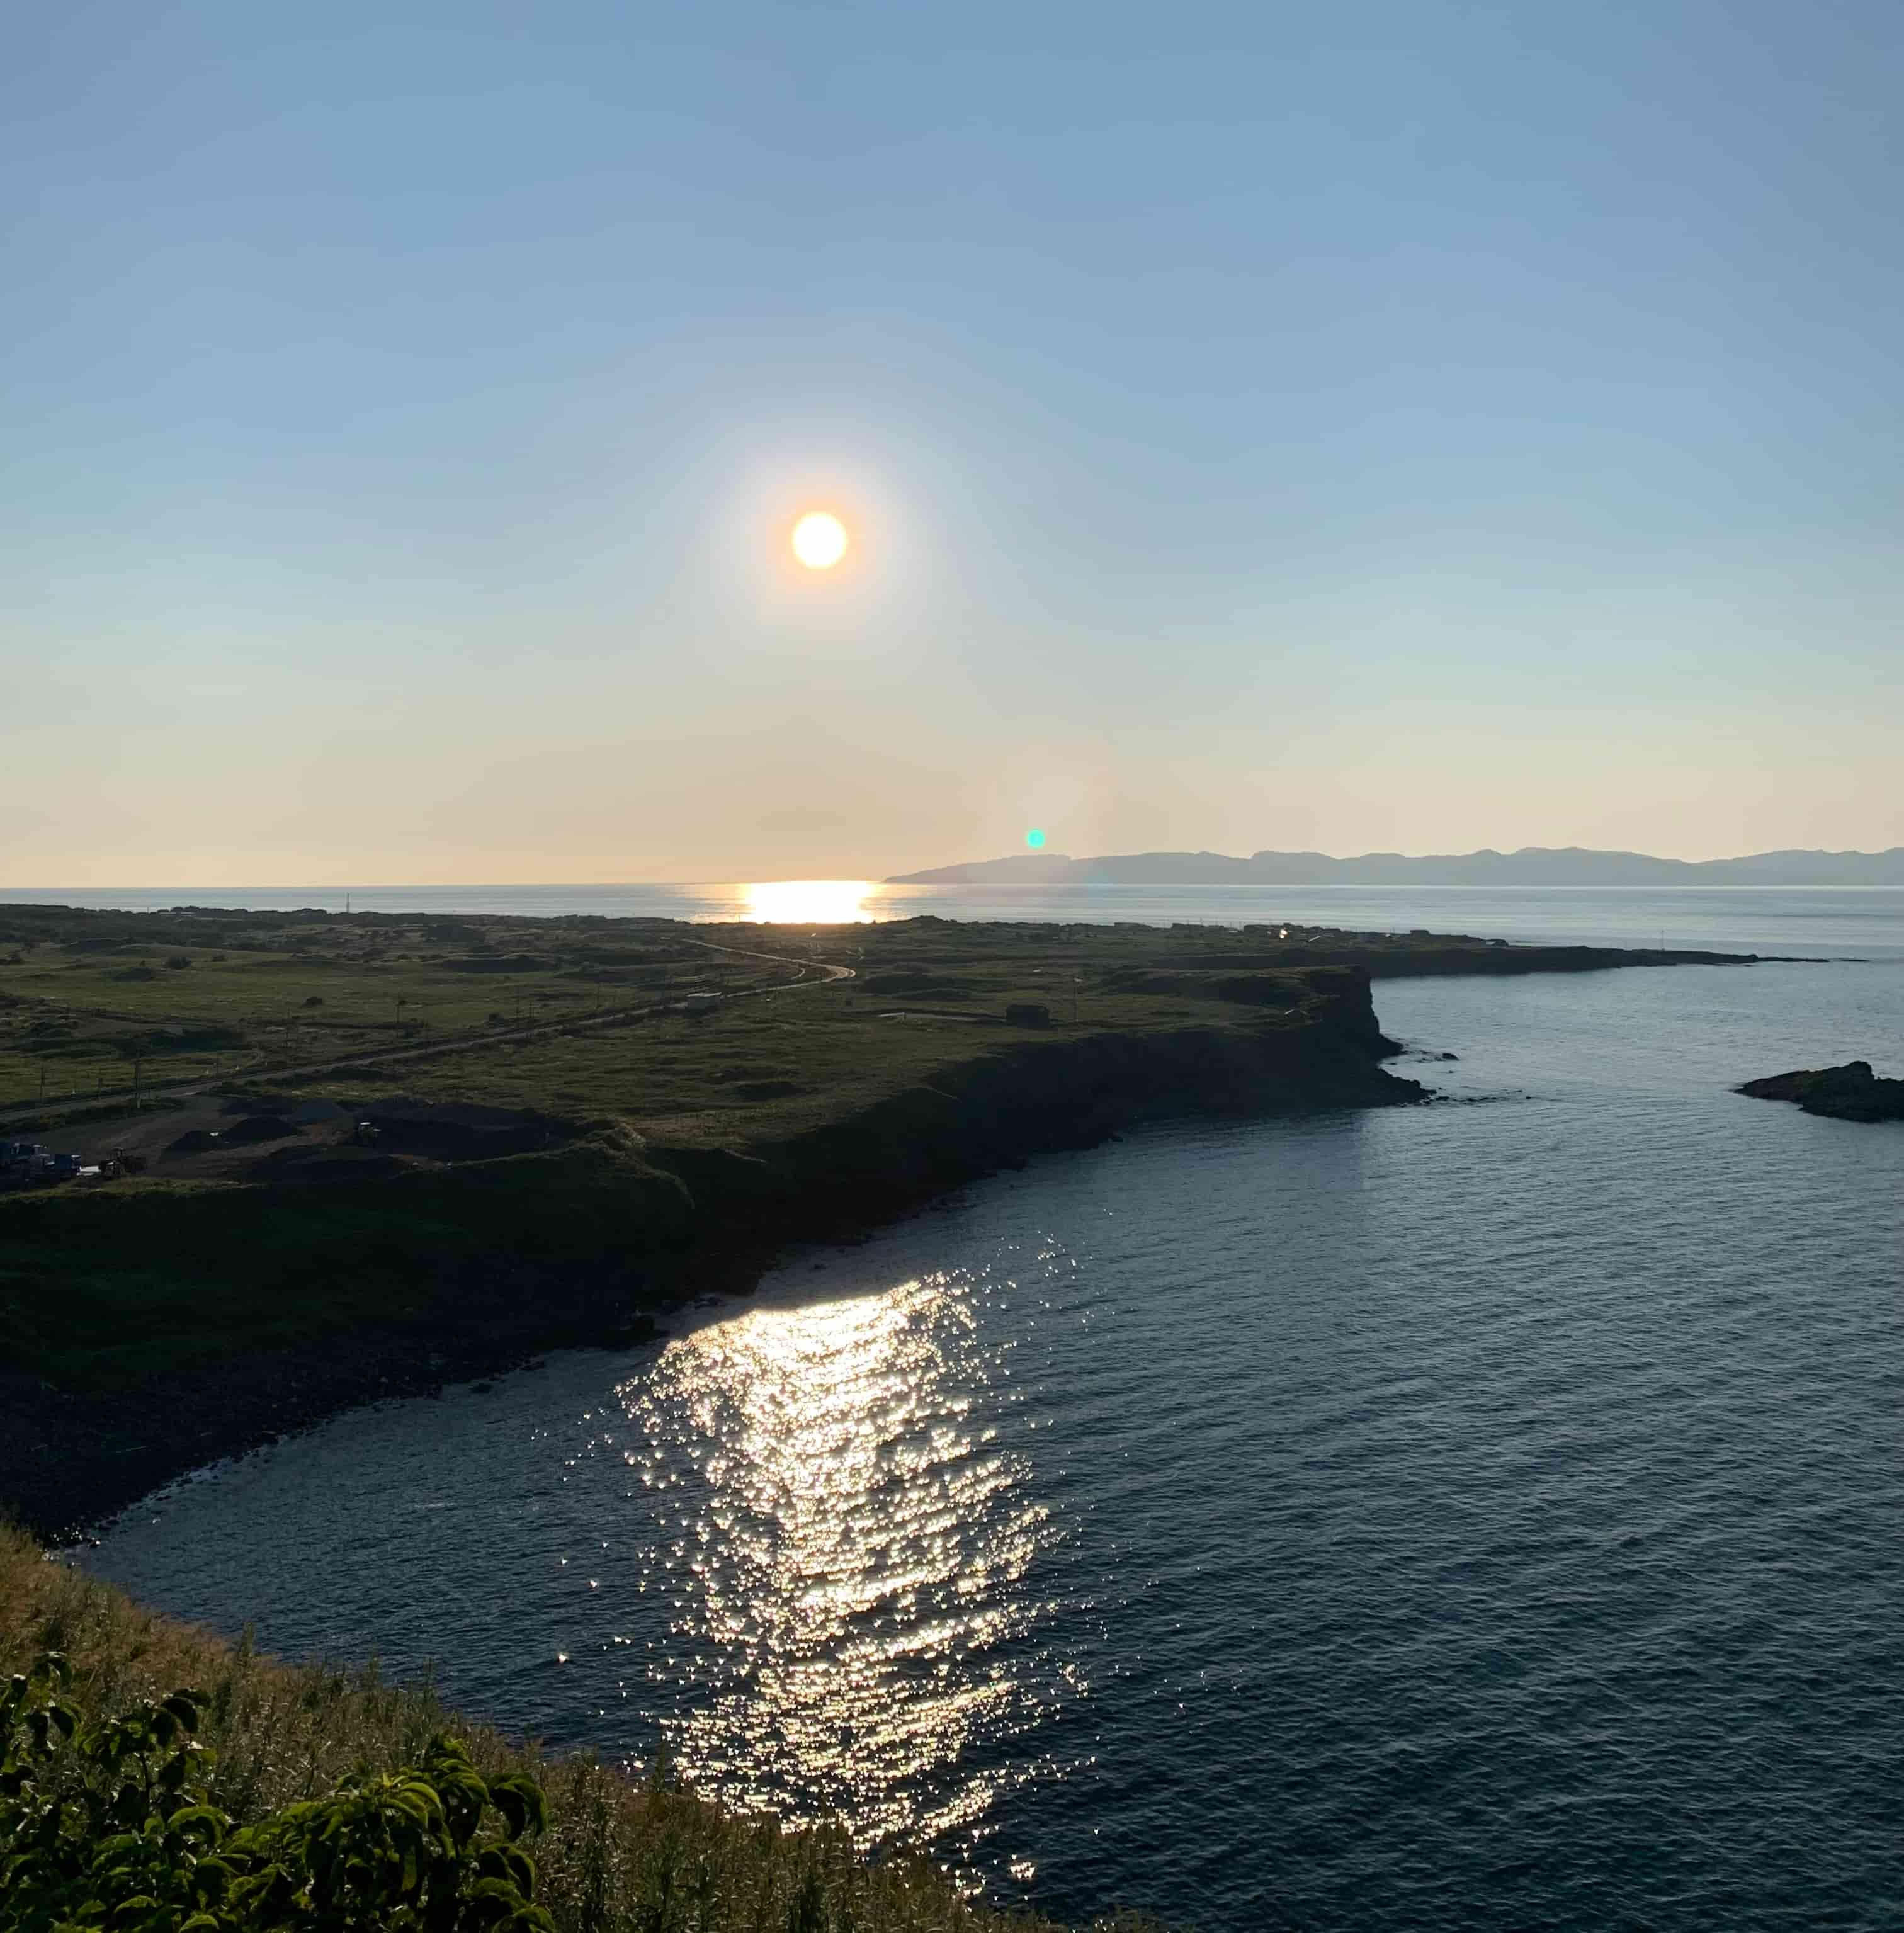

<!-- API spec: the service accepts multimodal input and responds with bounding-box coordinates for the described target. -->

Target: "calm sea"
[5,876,1903,957]
[73,887,1904,1930]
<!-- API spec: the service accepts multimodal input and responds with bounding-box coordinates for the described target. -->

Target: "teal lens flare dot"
[1026,829,1046,849]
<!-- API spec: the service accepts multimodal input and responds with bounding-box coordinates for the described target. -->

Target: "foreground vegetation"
[0,1528,1157,1932]
[3,1664,554,1931]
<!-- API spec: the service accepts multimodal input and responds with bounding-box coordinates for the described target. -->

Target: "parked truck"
[1,1142,52,1187]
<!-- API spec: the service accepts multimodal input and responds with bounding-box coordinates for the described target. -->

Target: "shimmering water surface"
[77,891,1904,1930]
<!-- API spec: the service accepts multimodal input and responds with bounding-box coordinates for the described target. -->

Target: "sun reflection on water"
[614,1274,1075,1847]
[742,879,876,924]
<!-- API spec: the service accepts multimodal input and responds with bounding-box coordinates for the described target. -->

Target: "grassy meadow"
[0,901,1352,1138]
[0,904,786,1113]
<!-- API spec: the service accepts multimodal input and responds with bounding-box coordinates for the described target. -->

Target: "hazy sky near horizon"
[6,0,1901,885]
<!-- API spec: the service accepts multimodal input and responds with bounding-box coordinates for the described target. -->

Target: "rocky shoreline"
[4,981,1423,1543]
[1737,1060,1904,1123]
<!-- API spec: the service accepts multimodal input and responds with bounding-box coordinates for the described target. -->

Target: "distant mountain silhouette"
[887,846,1904,887]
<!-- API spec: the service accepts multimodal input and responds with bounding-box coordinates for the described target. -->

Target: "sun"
[791,510,849,570]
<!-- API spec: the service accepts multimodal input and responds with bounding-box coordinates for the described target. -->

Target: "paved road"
[0,938,854,1134]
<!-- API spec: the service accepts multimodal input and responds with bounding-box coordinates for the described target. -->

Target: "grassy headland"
[1,902,1765,1538]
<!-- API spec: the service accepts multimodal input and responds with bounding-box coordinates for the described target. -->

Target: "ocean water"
[4,876,1901,960]
[74,891,1904,1930]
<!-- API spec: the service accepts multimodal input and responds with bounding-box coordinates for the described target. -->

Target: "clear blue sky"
[6,0,1900,883]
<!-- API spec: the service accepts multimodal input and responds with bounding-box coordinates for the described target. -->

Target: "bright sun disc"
[791,511,848,570]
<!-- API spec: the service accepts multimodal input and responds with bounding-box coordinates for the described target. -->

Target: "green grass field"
[0,901,1349,1138]
[0,904,787,1111]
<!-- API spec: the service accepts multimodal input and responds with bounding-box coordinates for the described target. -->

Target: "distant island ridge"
[888,845,1904,888]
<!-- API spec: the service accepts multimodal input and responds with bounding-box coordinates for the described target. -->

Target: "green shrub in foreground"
[1,1654,552,1932]
[1,1529,1167,1932]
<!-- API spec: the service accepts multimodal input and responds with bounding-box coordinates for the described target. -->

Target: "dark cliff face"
[669,966,1414,1209]
[1737,1061,1904,1123]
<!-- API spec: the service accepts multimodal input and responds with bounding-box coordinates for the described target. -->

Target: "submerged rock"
[1737,1060,1904,1123]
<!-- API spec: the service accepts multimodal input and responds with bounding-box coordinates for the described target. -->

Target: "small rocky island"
[1737,1060,1904,1123]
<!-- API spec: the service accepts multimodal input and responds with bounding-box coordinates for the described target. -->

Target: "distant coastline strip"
[887,845,1904,888]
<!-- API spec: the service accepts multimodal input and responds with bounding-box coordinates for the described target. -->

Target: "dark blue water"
[78,896,1904,1930]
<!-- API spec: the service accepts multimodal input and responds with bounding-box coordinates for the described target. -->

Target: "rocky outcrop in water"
[1737,1061,1904,1123]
